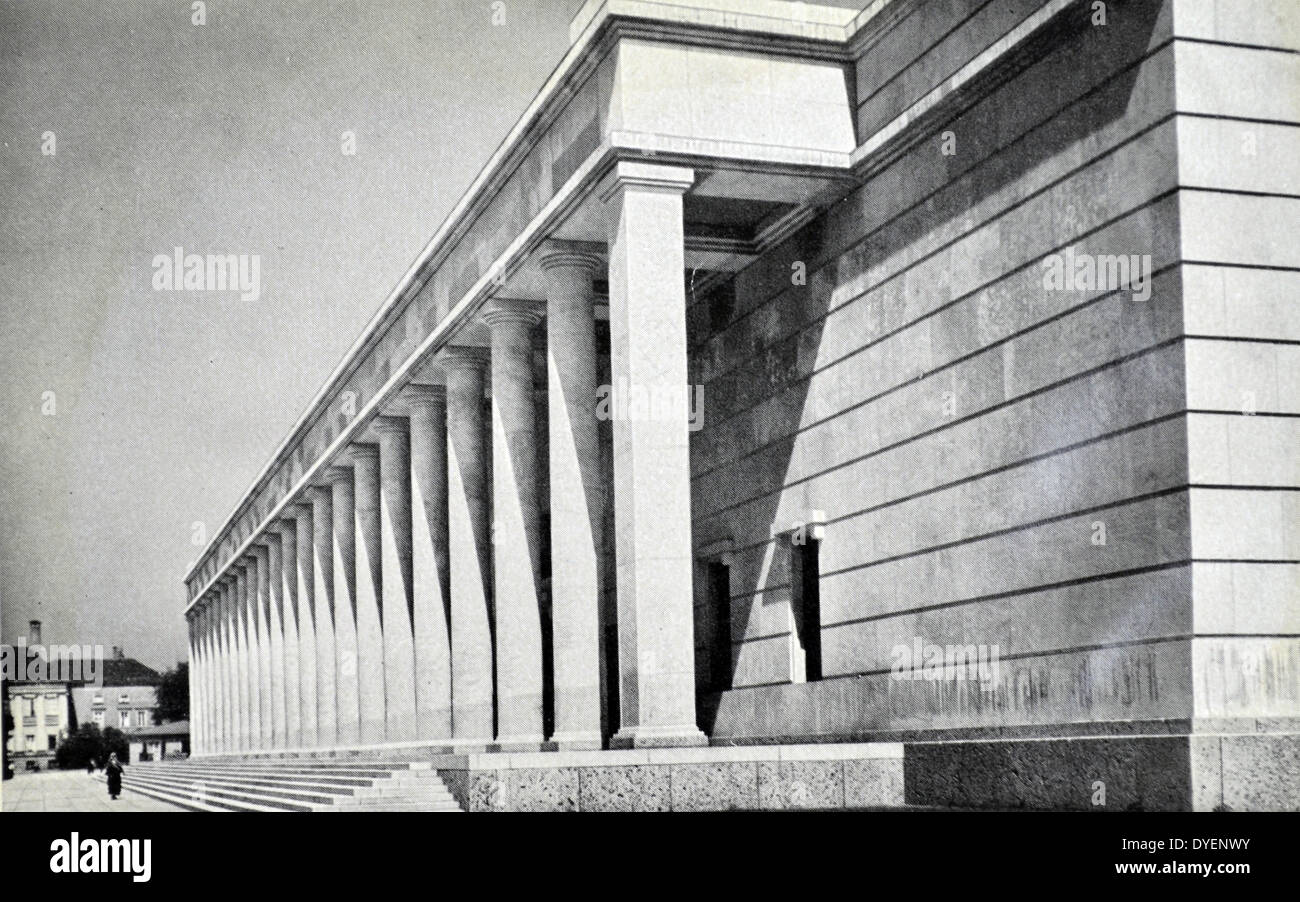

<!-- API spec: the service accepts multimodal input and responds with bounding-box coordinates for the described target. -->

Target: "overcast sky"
[0,0,863,671]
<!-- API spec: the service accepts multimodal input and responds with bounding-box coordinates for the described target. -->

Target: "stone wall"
[689,0,1299,744]
[434,743,903,812]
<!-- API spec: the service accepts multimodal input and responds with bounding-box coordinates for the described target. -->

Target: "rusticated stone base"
[906,733,1300,811]
[432,743,905,812]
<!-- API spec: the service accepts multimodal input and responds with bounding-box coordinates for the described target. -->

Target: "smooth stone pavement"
[1,769,186,812]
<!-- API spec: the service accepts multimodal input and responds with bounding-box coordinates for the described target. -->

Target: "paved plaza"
[1,770,184,813]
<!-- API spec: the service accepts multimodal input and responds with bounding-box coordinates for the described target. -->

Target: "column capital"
[437,345,490,372]
[348,443,380,464]
[538,240,604,274]
[288,502,313,520]
[372,414,409,436]
[598,161,694,203]
[480,297,545,329]
[324,465,353,486]
[401,382,446,408]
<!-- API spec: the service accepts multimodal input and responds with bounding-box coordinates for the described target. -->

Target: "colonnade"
[186,163,707,754]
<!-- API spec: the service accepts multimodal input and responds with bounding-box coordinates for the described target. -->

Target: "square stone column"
[328,465,361,746]
[290,503,318,747]
[540,243,607,750]
[600,161,707,748]
[309,486,338,746]
[439,346,495,748]
[376,417,418,743]
[405,384,453,743]
[482,298,547,750]
[350,444,387,746]
[276,519,302,749]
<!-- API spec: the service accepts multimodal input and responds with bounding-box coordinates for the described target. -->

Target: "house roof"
[99,657,162,687]
[129,720,189,738]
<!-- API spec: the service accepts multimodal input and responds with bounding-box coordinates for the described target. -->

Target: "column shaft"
[377,419,417,742]
[187,617,199,754]
[267,537,288,749]
[204,603,218,754]
[484,301,546,749]
[542,247,606,749]
[220,580,235,754]
[294,503,320,746]
[407,385,452,742]
[352,447,387,745]
[236,565,253,752]
[311,487,338,746]
[278,521,302,749]
[253,546,273,750]
[442,348,494,745]
[200,608,213,753]
[330,467,361,745]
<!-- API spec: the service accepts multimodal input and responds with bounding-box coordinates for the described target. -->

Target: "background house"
[4,622,72,771]
[127,720,190,762]
[70,647,161,736]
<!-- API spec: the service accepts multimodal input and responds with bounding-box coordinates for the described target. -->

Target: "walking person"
[105,752,124,801]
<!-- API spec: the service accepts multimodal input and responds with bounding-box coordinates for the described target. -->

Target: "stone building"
[127,721,190,763]
[180,0,1299,810]
[69,649,162,735]
[5,622,73,771]
[6,683,71,772]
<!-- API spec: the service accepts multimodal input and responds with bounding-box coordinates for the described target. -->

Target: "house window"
[47,735,57,751]
[118,693,130,704]
[790,532,823,683]
[136,710,147,727]
[93,711,104,726]
[24,698,35,717]
[120,710,130,728]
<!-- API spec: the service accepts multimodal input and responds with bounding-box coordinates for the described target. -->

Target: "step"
[362,784,458,800]
[120,774,319,812]
[188,758,425,771]
[137,762,415,778]
[134,772,363,801]
[129,769,372,793]
[102,775,285,813]
[337,786,457,801]
[322,802,463,812]
[106,759,462,812]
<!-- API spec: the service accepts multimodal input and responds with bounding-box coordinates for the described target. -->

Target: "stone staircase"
[101,758,462,812]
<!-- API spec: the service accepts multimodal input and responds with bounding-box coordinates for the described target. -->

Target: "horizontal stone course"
[435,743,905,812]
